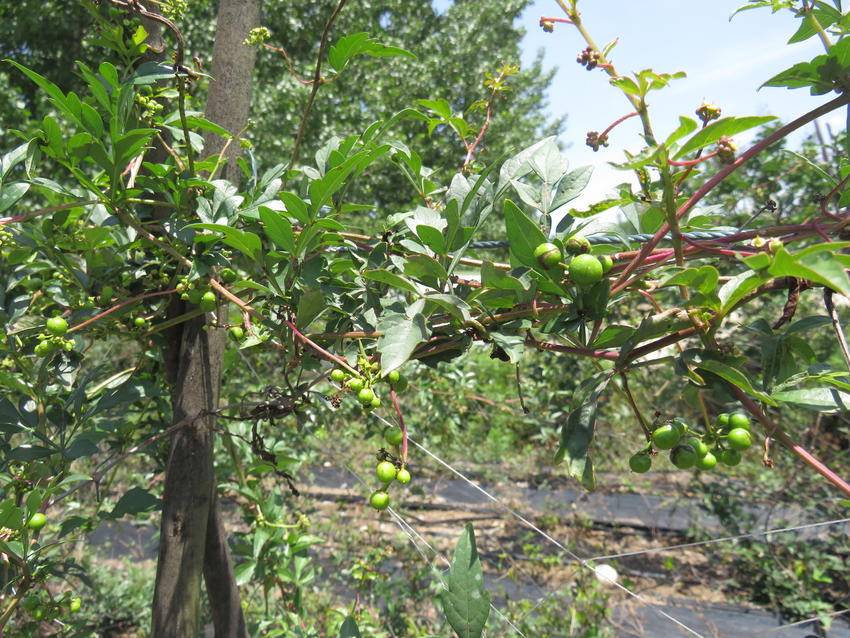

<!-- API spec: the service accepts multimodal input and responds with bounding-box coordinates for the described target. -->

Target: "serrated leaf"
[441,523,490,638]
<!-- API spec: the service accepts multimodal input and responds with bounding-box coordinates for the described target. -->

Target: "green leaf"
[718,269,770,314]
[504,199,547,269]
[259,206,295,253]
[363,269,419,294]
[772,387,850,411]
[108,487,160,519]
[695,359,778,405]
[328,32,415,74]
[339,616,361,638]
[554,372,611,490]
[675,116,776,159]
[441,523,490,638]
[377,312,430,373]
[186,223,262,262]
[0,182,30,214]
[769,245,850,299]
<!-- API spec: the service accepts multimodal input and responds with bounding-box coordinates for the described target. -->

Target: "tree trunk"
[151,1,260,636]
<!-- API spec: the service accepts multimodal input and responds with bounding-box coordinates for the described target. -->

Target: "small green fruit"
[220,267,238,283]
[387,370,401,385]
[229,326,244,341]
[727,428,752,450]
[729,412,751,431]
[357,387,375,405]
[384,428,404,446]
[396,467,411,484]
[696,451,717,471]
[569,254,604,287]
[347,378,364,393]
[134,317,147,328]
[671,444,698,469]
[376,461,397,484]
[45,316,68,336]
[629,453,651,473]
[533,242,562,269]
[370,396,381,408]
[684,437,709,458]
[33,342,52,357]
[330,369,346,383]
[651,424,681,450]
[369,490,390,510]
[598,254,614,274]
[715,413,730,430]
[200,291,216,312]
[27,512,47,531]
[565,236,591,255]
[69,597,81,613]
[720,449,742,466]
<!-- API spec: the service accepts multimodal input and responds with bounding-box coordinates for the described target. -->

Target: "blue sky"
[438,1,839,202]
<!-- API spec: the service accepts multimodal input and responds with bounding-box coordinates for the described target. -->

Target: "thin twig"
[824,289,850,371]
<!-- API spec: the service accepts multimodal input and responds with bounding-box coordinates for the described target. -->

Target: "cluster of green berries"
[330,357,407,412]
[629,411,754,473]
[176,278,218,312]
[21,588,81,623]
[34,317,73,357]
[533,239,614,287]
[369,427,411,511]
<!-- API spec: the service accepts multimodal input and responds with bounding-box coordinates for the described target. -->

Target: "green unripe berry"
[200,291,217,312]
[629,453,651,473]
[357,387,375,405]
[369,490,390,510]
[720,448,742,466]
[651,424,681,450]
[229,326,244,341]
[715,413,730,430]
[33,342,51,357]
[134,317,147,328]
[565,236,591,255]
[347,378,364,392]
[27,512,47,531]
[671,444,698,469]
[69,597,81,613]
[729,412,751,431]
[726,427,752,450]
[376,460,397,484]
[396,467,411,484]
[370,396,381,408]
[220,267,238,283]
[569,254,604,287]
[384,428,404,446]
[387,370,401,385]
[684,437,709,458]
[696,451,718,471]
[330,369,346,383]
[533,242,562,269]
[45,316,68,336]
[598,254,614,274]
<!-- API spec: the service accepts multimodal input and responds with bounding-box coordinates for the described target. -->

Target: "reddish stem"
[599,111,639,140]
[668,150,719,168]
[285,320,359,376]
[532,339,619,361]
[732,387,850,498]
[68,289,177,333]
[612,92,850,293]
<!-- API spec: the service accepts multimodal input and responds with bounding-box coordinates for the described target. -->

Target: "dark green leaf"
[441,523,490,638]
[675,116,776,159]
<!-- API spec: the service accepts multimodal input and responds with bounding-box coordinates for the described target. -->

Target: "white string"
[370,412,705,638]
[588,517,850,561]
[342,463,529,638]
[753,608,850,635]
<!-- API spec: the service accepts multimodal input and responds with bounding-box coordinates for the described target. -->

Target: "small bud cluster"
[716,136,737,164]
[695,101,721,124]
[539,18,555,32]
[244,27,271,47]
[576,47,602,71]
[585,130,609,151]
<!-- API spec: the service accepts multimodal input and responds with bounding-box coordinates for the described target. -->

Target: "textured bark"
[151,2,260,636]
[151,318,224,637]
